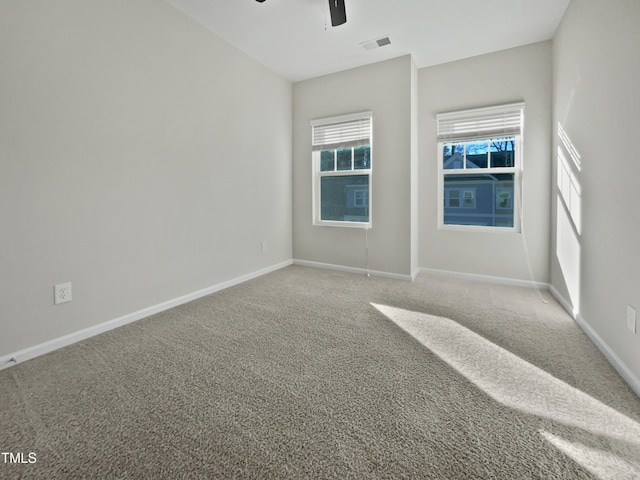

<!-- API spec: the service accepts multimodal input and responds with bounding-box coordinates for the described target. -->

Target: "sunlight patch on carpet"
[372,303,640,478]
[540,431,640,480]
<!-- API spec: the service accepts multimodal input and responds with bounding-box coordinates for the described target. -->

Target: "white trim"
[313,219,372,229]
[548,286,640,397]
[547,284,579,319]
[293,259,413,282]
[410,268,420,281]
[419,267,549,289]
[437,223,520,234]
[0,260,293,371]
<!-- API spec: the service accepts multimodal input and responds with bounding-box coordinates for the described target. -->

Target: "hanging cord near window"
[364,226,371,277]
[519,170,548,304]
[323,0,328,31]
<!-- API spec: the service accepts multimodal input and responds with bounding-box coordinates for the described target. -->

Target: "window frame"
[311,112,373,228]
[436,103,524,233]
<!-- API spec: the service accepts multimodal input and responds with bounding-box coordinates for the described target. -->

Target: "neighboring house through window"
[436,103,524,230]
[311,112,372,227]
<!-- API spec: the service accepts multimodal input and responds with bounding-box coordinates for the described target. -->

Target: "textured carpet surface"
[1,265,639,479]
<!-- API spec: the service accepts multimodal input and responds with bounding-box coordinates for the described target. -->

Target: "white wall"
[0,0,292,358]
[551,0,640,387]
[419,42,552,283]
[292,55,416,278]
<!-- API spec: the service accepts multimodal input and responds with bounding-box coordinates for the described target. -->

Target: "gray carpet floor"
[1,265,639,479]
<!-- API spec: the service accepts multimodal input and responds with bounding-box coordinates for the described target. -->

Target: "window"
[496,187,513,209]
[353,188,368,207]
[445,188,476,208]
[437,103,524,231]
[311,112,372,227]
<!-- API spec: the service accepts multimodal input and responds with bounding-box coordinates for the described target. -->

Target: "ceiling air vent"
[360,35,391,51]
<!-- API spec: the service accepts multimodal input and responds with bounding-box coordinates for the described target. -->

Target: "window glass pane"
[320,174,369,223]
[320,150,335,171]
[336,148,352,171]
[353,189,369,207]
[447,189,460,207]
[466,142,488,168]
[444,173,514,227]
[463,190,475,208]
[490,138,516,168]
[443,144,464,169]
[354,146,371,169]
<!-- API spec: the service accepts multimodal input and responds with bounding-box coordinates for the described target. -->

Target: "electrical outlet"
[627,305,637,334]
[54,282,72,305]
[261,241,268,253]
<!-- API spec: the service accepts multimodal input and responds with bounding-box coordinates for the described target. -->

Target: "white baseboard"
[411,268,420,282]
[419,267,550,290]
[548,285,640,397]
[292,259,414,282]
[547,285,579,318]
[0,260,293,371]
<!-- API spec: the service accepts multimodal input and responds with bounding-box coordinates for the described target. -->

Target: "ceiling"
[165,0,570,82]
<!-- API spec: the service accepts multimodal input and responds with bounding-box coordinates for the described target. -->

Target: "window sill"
[314,220,372,229]
[438,224,520,234]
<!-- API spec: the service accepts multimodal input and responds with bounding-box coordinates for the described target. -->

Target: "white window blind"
[311,112,372,151]
[437,102,525,142]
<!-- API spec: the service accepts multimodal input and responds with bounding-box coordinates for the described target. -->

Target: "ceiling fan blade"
[328,0,347,26]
